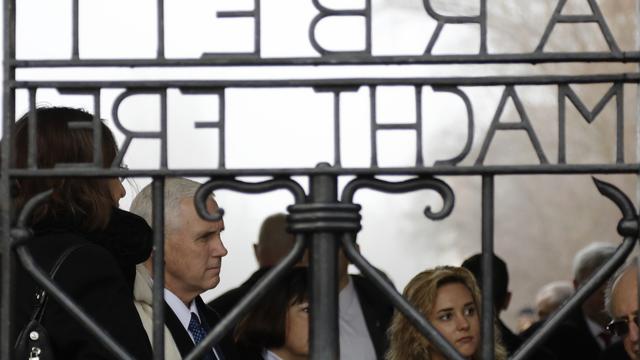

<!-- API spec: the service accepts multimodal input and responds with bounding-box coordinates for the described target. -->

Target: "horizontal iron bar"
[10,51,640,68]
[11,73,640,88]
[5,164,640,177]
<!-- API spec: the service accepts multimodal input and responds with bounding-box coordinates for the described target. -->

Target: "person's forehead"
[612,268,639,315]
[179,196,219,213]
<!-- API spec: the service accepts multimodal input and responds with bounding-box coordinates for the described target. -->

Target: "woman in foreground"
[386,266,507,360]
[11,107,153,359]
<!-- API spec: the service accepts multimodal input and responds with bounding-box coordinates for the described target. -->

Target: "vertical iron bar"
[152,177,165,359]
[369,86,378,167]
[219,90,225,169]
[157,0,165,59]
[72,0,79,59]
[93,91,103,166]
[333,91,341,167]
[1,0,17,358]
[481,175,495,360]
[414,86,424,166]
[254,0,260,56]
[636,0,640,220]
[27,88,37,169]
[309,162,339,360]
[160,89,168,167]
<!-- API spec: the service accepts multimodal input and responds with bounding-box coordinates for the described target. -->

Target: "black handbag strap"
[31,243,89,322]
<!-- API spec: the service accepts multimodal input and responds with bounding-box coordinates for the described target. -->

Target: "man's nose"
[628,319,640,342]
[212,237,228,258]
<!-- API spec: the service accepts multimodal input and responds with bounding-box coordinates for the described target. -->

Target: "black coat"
[522,310,603,360]
[13,208,154,360]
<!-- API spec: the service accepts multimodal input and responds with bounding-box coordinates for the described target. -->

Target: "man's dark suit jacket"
[599,341,630,360]
[164,296,237,359]
[208,269,394,360]
[522,310,603,360]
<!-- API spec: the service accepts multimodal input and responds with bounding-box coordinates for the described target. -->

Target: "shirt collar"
[164,288,200,332]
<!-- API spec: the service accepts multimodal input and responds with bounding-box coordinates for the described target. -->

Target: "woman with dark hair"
[386,266,507,360]
[235,267,310,360]
[11,107,153,359]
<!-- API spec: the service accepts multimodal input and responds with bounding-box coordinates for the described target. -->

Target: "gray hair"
[130,177,214,232]
[572,242,617,284]
[604,257,638,316]
[535,280,574,309]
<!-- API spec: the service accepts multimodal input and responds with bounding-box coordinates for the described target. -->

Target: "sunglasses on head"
[606,312,640,337]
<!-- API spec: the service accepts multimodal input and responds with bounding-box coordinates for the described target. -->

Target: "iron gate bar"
[512,178,640,360]
[309,163,340,360]
[11,190,135,360]
[12,74,640,87]
[151,178,166,360]
[1,0,17,358]
[481,175,495,359]
[11,52,640,68]
[6,164,640,177]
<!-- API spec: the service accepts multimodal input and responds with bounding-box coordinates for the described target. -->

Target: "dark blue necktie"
[188,312,218,360]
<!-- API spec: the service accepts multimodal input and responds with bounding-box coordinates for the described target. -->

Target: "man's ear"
[502,291,512,311]
[253,243,260,263]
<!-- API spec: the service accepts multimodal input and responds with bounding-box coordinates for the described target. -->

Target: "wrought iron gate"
[3,0,640,359]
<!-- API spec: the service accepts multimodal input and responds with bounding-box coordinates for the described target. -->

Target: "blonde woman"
[387,266,507,360]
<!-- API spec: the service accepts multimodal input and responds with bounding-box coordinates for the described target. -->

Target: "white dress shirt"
[339,276,377,360]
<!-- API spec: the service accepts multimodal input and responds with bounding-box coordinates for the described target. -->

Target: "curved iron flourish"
[194,177,306,221]
[593,177,639,237]
[341,176,455,220]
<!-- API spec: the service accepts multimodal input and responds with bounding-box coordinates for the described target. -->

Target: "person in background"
[461,253,521,355]
[11,107,153,359]
[522,242,618,360]
[515,307,536,333]
[210,213,393,360]
[130,177,234,359]
[209,213,296,316]
[234,267,310,360]
[602,259,640,360]
[535,280,574,320]
[386,266,507,360]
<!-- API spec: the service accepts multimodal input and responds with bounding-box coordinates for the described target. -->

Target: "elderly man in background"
[130,178,233,359]
[522,242,618,360]
[603,260,640,359]
[535,280,574,320]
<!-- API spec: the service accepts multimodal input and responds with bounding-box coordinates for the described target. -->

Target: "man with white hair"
[535,280,574,320]
[130,178,231,359]
[602,260,640,359]
[523,242,618,360]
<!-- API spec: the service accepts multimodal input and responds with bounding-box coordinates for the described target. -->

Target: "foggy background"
[2,0,638,328]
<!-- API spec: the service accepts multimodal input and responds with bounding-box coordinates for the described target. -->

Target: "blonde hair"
[386,266,507,360]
